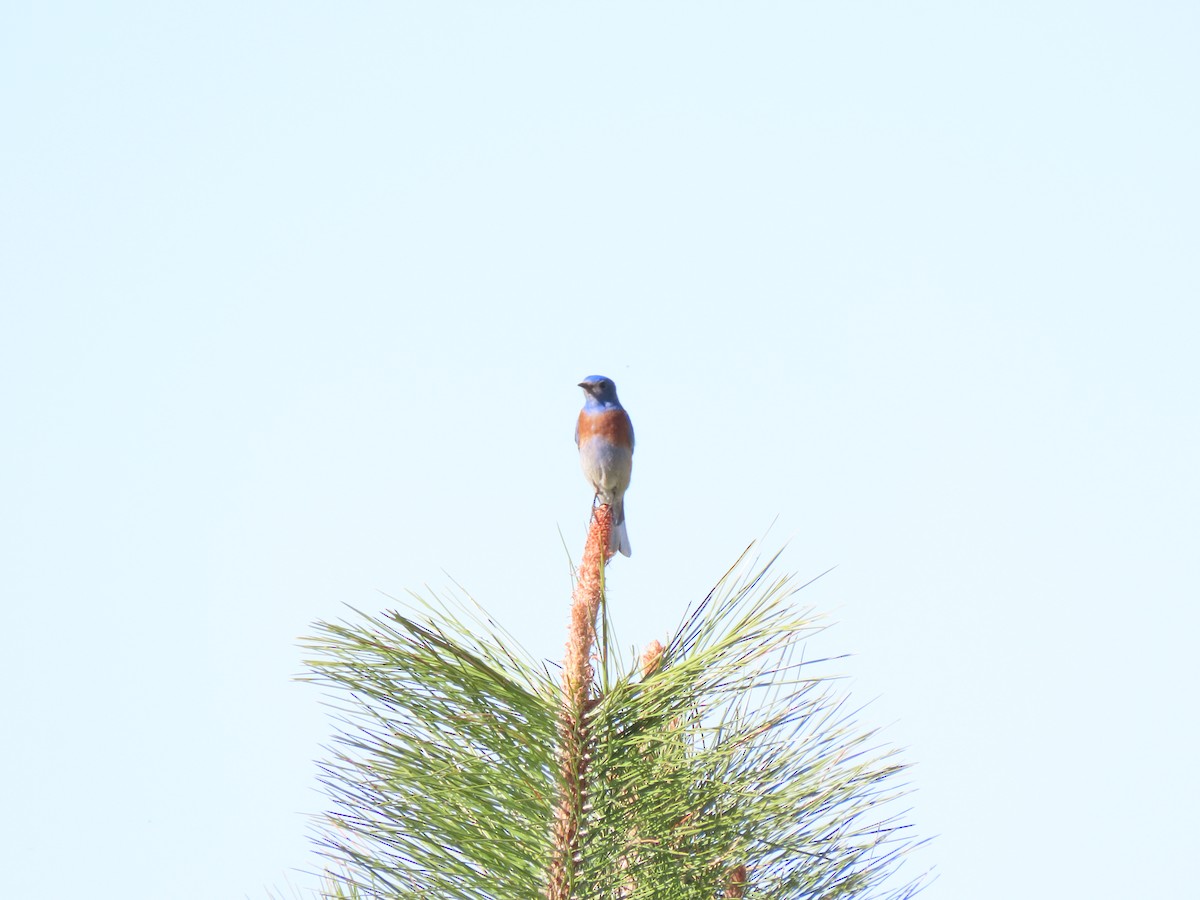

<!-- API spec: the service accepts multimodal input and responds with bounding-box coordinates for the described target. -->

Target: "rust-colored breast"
[576,408,634,448]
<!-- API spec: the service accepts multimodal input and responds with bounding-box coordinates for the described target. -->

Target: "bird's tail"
[610,499,631,557]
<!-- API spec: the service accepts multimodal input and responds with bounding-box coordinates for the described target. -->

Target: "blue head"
[578,375,622,409]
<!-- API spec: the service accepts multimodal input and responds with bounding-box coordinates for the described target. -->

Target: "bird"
[575,375,634,557]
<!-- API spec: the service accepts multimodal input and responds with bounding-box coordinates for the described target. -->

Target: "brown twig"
[725,863,748,897]
[547,504,613,900]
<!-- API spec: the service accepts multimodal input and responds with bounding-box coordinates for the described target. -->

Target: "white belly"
[579,438,632,498]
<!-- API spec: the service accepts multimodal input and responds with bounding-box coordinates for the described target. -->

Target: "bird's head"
[578,375,621,407]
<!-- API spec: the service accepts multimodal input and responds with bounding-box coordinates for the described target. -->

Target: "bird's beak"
[577,381,590,390]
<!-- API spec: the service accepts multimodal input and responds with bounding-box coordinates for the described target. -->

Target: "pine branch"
[300,534,929,899]
[548,504,614,900]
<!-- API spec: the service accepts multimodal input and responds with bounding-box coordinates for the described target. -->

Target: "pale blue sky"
[2,3,1197,898]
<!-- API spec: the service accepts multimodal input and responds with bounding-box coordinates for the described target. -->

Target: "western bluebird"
[575,375,634,557]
